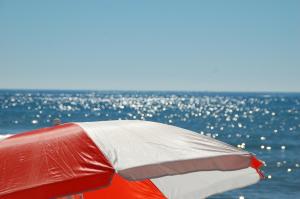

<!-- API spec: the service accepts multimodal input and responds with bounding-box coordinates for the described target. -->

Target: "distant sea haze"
[0,90,299,198]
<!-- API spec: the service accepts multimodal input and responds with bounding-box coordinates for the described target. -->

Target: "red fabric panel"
[83,174,166,199]
[0,123,114,199]
[250,155,265,179]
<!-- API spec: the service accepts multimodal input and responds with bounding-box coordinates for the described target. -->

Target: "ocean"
[0,90,299,199]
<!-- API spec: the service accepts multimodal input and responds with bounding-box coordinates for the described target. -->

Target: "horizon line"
[1,88,300,94]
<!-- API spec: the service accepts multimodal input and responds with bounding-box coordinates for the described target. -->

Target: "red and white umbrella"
[0,120,263,199]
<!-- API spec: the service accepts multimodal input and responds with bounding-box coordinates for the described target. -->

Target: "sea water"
[0,90,299,199]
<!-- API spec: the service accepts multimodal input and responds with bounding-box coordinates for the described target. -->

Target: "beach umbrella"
[0,120,263,199]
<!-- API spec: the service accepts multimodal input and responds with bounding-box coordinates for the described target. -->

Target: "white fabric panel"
[151,167,260,199]
[0,134,11,142]
[77,120,251,180]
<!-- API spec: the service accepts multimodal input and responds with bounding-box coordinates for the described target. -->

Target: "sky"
[0,0,299,92]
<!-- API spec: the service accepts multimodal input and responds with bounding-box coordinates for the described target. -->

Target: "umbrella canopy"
[0,120,263,199]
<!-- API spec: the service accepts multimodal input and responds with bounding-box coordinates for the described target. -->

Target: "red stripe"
[0,123,114,199]
[83,174,166,199]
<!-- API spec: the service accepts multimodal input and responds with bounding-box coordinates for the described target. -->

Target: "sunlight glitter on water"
[0,90,300,198]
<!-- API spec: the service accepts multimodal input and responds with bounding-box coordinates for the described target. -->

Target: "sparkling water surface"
[0,90,299,198]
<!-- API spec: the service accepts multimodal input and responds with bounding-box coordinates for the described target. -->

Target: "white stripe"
[77,120,252,180]
[151,167,260,199]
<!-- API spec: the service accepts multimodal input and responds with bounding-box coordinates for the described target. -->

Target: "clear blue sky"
[0,0,299,91]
